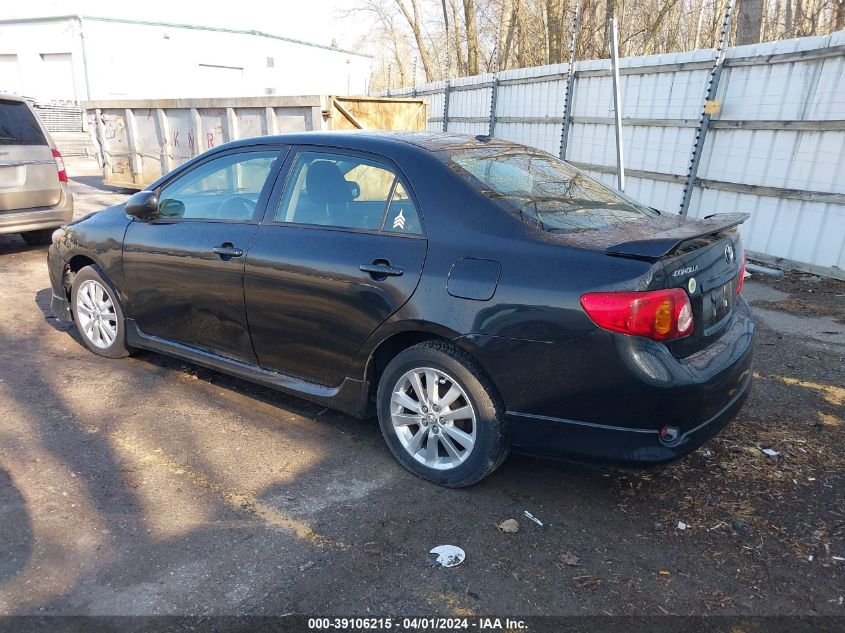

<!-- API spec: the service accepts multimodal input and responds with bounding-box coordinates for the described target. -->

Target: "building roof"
[0,14,371,59]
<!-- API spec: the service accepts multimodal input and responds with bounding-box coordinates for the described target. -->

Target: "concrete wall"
[0,20,88,101]
[0,16,372,102]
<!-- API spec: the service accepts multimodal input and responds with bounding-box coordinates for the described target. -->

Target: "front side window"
[158,151,279,221]
[446,147,658,232]
[276,151,422,234]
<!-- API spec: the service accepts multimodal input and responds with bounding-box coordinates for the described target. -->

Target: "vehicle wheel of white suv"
[71,265,133,358]
[21,229,53,246]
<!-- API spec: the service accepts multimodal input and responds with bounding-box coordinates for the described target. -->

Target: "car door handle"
[212,243,244,259]
[359,263,404,278]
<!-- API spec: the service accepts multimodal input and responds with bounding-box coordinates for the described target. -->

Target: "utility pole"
[608,17,625,191]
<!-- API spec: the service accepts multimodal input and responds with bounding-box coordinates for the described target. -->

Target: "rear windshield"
[446,147,657,232]
[0,100,48,146]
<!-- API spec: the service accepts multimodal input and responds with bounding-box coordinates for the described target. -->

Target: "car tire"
[70,265,133,359]
[377,340,508,487]
[21,229,53,246]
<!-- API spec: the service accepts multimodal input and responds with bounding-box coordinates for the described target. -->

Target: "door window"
[276,151,422,234]
[158,151,279,221]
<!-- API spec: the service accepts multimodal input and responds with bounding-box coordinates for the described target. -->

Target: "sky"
[5,0,376,51]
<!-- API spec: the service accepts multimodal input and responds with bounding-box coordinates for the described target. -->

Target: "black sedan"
[48,132,755,486]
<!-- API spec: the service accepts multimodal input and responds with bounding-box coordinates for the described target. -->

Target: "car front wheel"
[70,265,132,358]
[377,340,508,487]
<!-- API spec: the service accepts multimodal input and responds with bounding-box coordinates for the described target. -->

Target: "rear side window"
[383,181,421,234]
[276,151,422,234]
[447,147,657,232]
[0,100,48,146]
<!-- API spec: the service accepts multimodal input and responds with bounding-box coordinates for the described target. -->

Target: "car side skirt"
[125,319,371,418]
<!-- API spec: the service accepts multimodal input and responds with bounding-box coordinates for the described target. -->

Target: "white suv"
[0,93,73,245]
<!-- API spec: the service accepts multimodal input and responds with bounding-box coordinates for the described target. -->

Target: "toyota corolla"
[47,132,755,486]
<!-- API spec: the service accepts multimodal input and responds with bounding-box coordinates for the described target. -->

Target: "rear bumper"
[0,189,73,235]
[505,298,756,464]
[507,363,752,464]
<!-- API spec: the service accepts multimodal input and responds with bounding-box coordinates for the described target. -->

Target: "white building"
[0,15,372,103]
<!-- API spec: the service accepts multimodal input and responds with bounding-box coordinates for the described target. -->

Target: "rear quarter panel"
[349,144,659,413]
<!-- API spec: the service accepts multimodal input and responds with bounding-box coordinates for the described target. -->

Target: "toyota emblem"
[724,242,735,264]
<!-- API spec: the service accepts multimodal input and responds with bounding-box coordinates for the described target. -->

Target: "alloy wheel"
[76,279,118,349]
[390,367,477,470]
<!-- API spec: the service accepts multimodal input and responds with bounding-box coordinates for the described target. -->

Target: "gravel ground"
[0,159,843,617]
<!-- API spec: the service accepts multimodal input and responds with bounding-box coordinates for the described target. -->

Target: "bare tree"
[604,0,615,57]
[642,0,681,54]
[463,0,481,74]
[736,0,765,44]
[394,0,437,80]
[448,0,467,74]
[352,0,845,89]
[545,0,566,64]
[785,0,795,36]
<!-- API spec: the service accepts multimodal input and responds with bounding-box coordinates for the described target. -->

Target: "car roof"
[0,93,28,103]
[221,130,526,157]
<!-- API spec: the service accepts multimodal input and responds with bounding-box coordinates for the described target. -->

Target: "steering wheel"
[217,195,255,220]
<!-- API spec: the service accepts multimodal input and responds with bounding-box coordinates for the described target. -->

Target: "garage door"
[0,55,22,95]
[40,53,77,101]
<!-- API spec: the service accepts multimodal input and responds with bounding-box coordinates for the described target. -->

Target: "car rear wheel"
[20,229,53,246]
[71,265,132,358]
[377,340,508,487]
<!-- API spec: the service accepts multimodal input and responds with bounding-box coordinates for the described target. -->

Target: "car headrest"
[306,160,353,204]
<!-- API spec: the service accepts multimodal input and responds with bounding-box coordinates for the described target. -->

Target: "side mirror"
[125,190,159,220]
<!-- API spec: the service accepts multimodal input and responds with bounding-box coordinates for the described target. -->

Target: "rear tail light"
[736,254,747,295]
[52,149,67,182]
[580,288,694,341]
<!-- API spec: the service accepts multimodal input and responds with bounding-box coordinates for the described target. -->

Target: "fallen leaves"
[573,575,601,590]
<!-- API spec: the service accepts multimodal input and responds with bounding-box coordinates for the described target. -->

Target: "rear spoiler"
[606,212,750,260]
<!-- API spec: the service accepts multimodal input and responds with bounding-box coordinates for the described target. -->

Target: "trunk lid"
[600,213,748,357]
[558,212,748,356]
[0,145,62,210]
[657,229,744,357]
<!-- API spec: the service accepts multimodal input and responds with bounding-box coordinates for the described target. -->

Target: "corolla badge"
[672,265,699,277]
[725,242,735,263]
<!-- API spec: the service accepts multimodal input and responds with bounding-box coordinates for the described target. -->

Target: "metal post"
[559,5,581,159]
[442,82,451,132]
[76,17,92,101]
[441,0,451,133]
[488,38,501,138]
[608,17,625,191]
[488,77,500,137]
[679,0,736,215]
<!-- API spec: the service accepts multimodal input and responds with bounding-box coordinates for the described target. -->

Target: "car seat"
[301,160,353,225]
